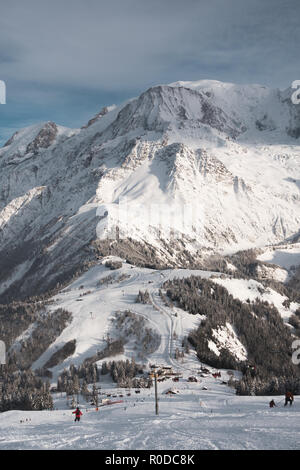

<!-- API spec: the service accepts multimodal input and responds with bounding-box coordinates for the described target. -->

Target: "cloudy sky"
[0,0,299,144]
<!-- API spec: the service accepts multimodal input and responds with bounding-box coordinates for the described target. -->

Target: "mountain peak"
[0,121,77,161]
[82,105,117,129]
[25,121,58,154]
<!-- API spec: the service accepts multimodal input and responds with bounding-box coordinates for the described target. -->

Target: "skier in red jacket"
[72,407,83,422]
[284,391,294,407]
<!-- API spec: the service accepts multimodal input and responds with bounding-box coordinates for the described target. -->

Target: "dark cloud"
[0,0,299,144]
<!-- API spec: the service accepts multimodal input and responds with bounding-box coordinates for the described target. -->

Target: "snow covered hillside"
[1,256,299,452]
[0,80,300,301]
[212,277,299,322]
[0,257,299,450]
[21,257,296,380]
[1,259,300,449]
[257,243,300,281]
[29,258,216,379]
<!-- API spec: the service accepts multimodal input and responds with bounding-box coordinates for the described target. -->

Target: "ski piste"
[0,259,299,450]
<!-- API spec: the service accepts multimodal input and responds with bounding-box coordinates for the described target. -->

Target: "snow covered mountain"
[1,81,300,449]
[1,80,300,301]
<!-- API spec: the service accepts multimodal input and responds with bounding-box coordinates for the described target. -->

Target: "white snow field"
[0,385,300,450]
[2,259,300,450]
[258,244,300,270]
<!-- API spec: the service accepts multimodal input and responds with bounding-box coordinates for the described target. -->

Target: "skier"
[72,407,83,422]
[269,399,276,408]
[284,391,294,407]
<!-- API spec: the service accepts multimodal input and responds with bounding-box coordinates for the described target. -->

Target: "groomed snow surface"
[1,259,300,450]
[1,385,300,450]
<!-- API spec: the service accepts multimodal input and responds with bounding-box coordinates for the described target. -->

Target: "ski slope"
[32,259,214,377]
[2,259,300,450]
[1,374,300,450]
